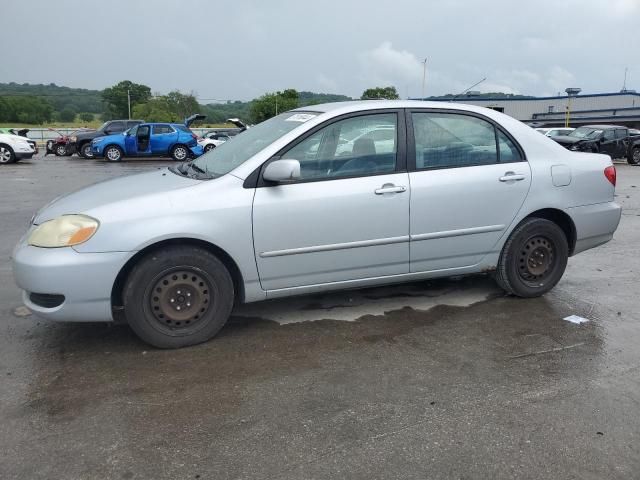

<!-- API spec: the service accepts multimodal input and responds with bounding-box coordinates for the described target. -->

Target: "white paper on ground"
[563,315,590,324]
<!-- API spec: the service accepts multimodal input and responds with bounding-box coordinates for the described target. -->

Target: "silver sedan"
[12,101,622,348]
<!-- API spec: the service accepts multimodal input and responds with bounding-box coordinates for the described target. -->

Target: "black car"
[70,120,144,158]
[551,124,640,164]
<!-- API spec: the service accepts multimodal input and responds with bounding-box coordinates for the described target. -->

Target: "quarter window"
[615,129,627,139]
[412,112,500,169]
[281,113,398,181]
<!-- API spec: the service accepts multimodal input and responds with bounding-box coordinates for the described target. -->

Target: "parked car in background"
[0,132,36,164]
[73,120,144,158]
[198,134,226,152]
[535,127,574,137]
[0,128,38,154]
[46,128,93,156]
[551,124,640,164]
[91,115,206,162]
[13,101,621,348]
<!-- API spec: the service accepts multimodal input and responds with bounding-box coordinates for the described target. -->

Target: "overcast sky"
[4,0,639,102]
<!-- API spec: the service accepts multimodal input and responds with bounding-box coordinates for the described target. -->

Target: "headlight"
[570,145,579,151]
[28,215,99,248]
[70,136,77,142]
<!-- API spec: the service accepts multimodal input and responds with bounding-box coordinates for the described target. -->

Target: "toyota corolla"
[12,101,621,348]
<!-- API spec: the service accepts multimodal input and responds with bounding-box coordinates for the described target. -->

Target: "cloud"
[359,42,423,89]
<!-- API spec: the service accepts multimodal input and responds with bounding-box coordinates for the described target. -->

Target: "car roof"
[581,124,623,129]
[291,99,515,115]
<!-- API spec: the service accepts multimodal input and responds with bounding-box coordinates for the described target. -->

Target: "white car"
[0,133,36,164]
[197,135,227,153]
[13,101,621,348]
[535,127,575,137]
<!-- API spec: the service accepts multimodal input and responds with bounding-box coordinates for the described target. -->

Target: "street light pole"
[421,58,428,100]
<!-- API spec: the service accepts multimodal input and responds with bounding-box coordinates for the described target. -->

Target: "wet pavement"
[1,154,639,479]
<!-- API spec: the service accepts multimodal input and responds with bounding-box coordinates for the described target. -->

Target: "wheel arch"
[111,237,245,313]
[523,208,577,255]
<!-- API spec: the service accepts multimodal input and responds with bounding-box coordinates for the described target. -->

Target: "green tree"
[0,96,54,124]
[101,80,152,119]
[57,107,76,122]
[250,89,299,123]
[361,86,400,100]
[165,91,200,120]
[79,112,94,123]
[132,97,174,122]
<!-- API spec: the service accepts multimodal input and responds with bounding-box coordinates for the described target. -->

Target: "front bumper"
[91,143,105,157]
[15,151,35,160]
[12,243,132,322]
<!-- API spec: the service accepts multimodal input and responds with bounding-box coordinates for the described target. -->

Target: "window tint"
[412,112,498,169]
[108,121,125,132]
[615,129,627,139]
[127,121,141,128]
[137,125,150,137]
[153,125,174,135]
[497,130,523,162]
[603,130,615,140]
[282,113,397,181]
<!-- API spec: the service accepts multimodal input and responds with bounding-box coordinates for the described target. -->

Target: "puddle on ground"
[232,278,501,325]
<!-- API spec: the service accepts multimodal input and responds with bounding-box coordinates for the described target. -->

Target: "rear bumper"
[566,201,622,255]
[12,243,131,322]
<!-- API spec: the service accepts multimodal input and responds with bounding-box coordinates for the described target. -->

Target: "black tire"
[204,143,215,153]
[79,142,94,159]
[122,246,235,348]
[628,147,640,166]
[495,218,568,298]
[55,144,67,156]
[0,144,15,164]
[104,145,124,162]
[171,144,189,161]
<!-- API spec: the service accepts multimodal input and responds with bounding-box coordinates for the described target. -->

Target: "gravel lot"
[1,154,639,479]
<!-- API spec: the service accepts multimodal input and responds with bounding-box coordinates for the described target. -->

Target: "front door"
[407,110,531,272]
[252,111,410,291]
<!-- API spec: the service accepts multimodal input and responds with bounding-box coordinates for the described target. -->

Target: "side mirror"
[263,159,301,183]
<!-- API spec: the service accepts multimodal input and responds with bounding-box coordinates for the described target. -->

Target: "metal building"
[425,92,640,128]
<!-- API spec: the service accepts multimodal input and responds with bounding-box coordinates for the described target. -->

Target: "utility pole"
[275,93,278,116]
[127,89,131,119]
[421,58,428,100]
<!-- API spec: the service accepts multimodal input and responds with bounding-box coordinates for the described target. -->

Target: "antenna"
[450,78,487,101]
[622,67,628,92]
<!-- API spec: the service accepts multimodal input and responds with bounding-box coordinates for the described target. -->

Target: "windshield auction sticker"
[286,113,317,122]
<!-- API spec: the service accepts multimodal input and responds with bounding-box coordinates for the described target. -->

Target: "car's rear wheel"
[123,246,235,348]
[55,144,67,156]
[0,144,15,164]
[171,144,189,161]
[495,218,568,297]
[105,145,123,162]
[204,143,215,153]
[80,143,94,159]
[628,147,640,165]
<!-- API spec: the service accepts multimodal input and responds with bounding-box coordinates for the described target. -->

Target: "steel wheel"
[55,144,67,156]
[0,145,13,164]
[630,148,640,166]
[204,144,215,152]
[518,235,555,284]
[148,269,212,334]
[81,143,94,158]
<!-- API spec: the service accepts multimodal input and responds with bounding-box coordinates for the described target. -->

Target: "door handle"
[499,172,526,182]
[375,184,407,195]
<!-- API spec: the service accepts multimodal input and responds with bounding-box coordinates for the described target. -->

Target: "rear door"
[150,124,177,154]
[407,110,531,272]
[252,111,410,291]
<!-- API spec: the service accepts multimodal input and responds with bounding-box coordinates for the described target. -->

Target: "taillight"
[604,165,616,186]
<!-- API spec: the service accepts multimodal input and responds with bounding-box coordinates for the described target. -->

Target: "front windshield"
[569,127,603,139]
[192,112,318,177]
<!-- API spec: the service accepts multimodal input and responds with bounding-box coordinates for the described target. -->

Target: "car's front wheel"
[0,144,15,164]
[55,144,67,156]
[171,144,189,161]
[495,217,568,297]
[105,145,123,162]
[80,143,94,159]
[628,147,640,166]
[123,246,235,348]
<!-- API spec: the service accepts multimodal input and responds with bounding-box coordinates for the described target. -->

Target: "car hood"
[552,136,586,145]
[34,168,202,224]
[75,129,99,140]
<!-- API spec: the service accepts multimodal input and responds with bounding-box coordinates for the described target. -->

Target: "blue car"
[92,114,206,162]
